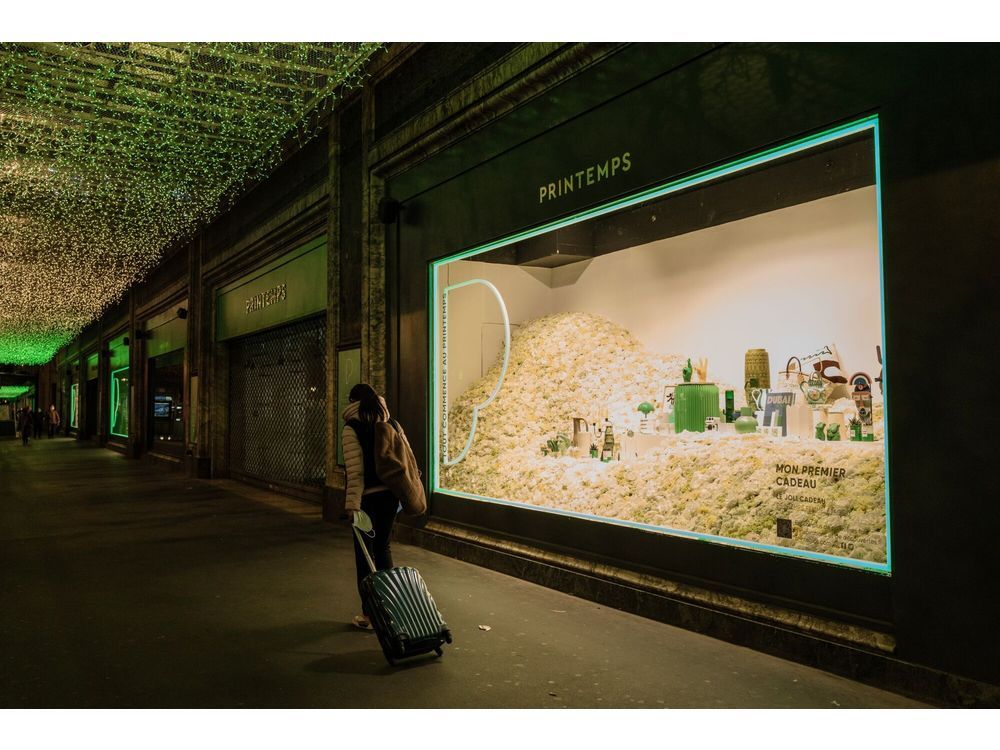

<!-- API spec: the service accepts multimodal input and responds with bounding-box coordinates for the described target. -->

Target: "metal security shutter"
[228,316,326,489]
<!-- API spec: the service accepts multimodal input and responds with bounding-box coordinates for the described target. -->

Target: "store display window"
[110,366,129,438]
[70,382,79,430]
[431,117,890,572]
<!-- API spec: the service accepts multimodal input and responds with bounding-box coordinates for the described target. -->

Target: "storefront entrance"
[148,349,184,455]
[227,315,326,493]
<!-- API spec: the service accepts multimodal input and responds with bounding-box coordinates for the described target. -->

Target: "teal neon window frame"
[70,383,79,429]
[429,115,891,575]
[109,365,129,438]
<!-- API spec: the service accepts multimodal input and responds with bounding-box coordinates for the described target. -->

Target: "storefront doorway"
[227,315,326,494]
[148,349,184,455]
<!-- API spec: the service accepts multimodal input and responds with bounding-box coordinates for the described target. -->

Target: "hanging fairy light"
[0,42,380,365]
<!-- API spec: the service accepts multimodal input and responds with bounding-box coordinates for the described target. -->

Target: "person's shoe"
[352,614,373,631]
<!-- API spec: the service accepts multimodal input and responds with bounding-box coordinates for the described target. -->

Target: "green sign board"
[108,333,130,370]
[86,352,99,381]
[216,236,327,342]
[146,307,187,359]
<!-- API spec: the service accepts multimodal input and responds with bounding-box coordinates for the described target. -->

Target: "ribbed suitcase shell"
[361,566,452,664]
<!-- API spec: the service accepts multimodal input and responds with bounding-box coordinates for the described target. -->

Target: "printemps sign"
[216,238,326,343]
[538,151,632,204]
[245,283,287,315]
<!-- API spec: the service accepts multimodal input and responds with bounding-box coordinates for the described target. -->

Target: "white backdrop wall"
[442,186,882,402]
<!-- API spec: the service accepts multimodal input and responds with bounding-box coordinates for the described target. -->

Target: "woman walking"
[341,383,400,631]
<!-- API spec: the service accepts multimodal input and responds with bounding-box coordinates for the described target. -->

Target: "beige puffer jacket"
[341,398,390,512]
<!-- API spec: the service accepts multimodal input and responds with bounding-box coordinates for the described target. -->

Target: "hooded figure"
[18,407,33,446]
[341,383,399,630]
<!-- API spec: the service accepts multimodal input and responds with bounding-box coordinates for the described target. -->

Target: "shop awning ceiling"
[0,42,379,365]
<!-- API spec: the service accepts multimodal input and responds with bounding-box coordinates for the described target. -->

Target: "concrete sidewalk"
[0,438,926,708]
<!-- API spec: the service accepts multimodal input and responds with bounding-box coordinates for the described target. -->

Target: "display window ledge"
[428,488,892,625]
[228,471,324,505]
[145,450,183,465]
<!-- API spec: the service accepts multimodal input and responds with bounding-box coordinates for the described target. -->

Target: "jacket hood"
[341,395,389,422]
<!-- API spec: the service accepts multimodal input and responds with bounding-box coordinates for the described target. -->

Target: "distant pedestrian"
[48,404,60,438]
[18,406,32,446]
[33,407,43,440]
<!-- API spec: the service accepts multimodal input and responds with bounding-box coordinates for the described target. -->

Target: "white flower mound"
[442,312,886,563]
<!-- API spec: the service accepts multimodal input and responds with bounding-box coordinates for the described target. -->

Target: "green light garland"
[0,42,380,365]
[0,384,33,399]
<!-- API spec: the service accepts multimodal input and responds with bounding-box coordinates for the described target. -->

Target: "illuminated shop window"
[110,366,129,438]
[70,383,79,429]
[431,117,890,572]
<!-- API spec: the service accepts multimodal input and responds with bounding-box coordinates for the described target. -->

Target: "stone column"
[323,116,345,520]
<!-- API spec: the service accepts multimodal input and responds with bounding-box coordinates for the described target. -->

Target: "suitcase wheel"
[434,647,443,657]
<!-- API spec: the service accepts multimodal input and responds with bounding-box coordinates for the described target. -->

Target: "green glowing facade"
[109,366,129,438]
[0,384,32,400]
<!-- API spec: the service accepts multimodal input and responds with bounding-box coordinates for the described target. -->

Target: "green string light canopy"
[0,42,380,365]
[0,384,33,399]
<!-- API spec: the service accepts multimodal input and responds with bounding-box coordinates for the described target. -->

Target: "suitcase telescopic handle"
[353,525,377,574]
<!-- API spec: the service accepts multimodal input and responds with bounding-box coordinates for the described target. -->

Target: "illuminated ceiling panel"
[0,42,379,364]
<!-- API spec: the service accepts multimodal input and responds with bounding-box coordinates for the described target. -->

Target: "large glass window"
[70,383,79,429]
[110,366,129,438]
[431,117,889,572]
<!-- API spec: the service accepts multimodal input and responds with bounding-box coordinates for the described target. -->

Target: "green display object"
[682,358,693,383]
[546,434,570,455]
[850,419,863,442]
[637,401,654,415]
[815,421,826,440]
[735,406,758,434]
[673,382,719,434]
[826,424,841,441]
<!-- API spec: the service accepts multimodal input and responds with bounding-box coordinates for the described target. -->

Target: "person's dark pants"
[48,424,56,438]
[352,490,399,600]
[21,428,30,446]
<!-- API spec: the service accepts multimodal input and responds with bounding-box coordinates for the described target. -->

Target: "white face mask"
[352,510,374,536]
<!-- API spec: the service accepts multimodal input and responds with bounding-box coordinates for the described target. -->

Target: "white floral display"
[442,312,886,564]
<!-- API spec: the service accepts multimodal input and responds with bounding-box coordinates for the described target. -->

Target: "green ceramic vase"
[735,406,758,434]
[673,383,720,433]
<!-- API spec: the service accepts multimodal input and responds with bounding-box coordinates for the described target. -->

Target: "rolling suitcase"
[354,526,452,665]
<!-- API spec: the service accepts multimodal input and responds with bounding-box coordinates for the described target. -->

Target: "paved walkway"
[0,438,926,708]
